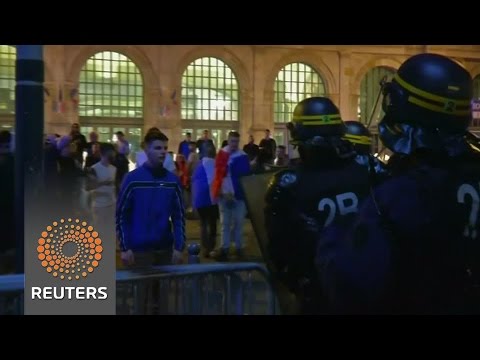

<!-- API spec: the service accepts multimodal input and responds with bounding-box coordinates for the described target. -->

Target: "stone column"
[15,45,44,273]
[147,86,182,148]
[338,51,357,121]
[239,89,254,141]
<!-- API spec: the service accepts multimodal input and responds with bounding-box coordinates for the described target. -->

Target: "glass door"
[273,129,286,147]
[127,127,142,164]
[209,129,222,149]
[97,127,111,143]
[184,127,239,153]
[81,126,94,140]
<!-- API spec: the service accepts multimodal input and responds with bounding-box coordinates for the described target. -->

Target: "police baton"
[466,131,480,152]
[366,75,389,129]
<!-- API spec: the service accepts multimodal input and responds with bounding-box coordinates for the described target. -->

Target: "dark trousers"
[128,250,173,269]
[124,250,173,315]
[197,205,219,253]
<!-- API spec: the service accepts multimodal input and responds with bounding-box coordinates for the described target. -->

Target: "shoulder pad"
[271,169,298,189]
[265,169,298,204]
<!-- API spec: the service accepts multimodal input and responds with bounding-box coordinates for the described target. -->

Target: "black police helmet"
[343,120,372,154]
[381,53,472,133]
[288,97,346,146]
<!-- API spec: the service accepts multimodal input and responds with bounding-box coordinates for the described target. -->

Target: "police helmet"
[288,97,346,146]
[343,121,372,154]
[379,53,472,154]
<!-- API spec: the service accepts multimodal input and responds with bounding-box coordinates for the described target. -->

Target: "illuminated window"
[0,45,16,114]
[273,130,286,147]
[471,75,480,127]
[274,63,325,123]
[473,74,480,99]
[79,51,143,118]
[181,57,239,121]
[359,66,396,125]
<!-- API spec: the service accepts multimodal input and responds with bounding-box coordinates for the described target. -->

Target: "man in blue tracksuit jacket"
[116,130,186,267]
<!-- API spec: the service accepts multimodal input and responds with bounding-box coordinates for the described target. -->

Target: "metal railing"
[0,274,24,315]
[0,262,277,315]
[116,262,277,315]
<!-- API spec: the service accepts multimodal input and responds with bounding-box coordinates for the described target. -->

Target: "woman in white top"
[86,143,117,239]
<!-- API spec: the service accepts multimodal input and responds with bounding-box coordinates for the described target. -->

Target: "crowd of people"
[0,123,292,273]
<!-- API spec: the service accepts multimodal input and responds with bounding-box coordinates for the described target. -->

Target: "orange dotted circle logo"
[37,218,103,280]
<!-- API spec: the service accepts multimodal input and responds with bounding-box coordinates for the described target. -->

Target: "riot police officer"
[343,120,387,184]
[317,53,480,314]
[264,97,372,314]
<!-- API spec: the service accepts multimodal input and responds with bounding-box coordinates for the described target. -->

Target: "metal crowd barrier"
[117,262,277,315]
[0,274,24,315]
[0,262,277,315]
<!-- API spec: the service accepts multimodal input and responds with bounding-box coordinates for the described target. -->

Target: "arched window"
[181,57,240,149]
[274,63,325,123]
[358,66,396,125]
[0,45,16,116]
[78,51,144,164]
[272,62,325,147]
[79,51,143,118]
[181,57,239,121]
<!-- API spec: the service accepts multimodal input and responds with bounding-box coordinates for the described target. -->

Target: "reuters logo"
[37,218,103,280]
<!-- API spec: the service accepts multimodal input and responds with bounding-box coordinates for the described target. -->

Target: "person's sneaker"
[210,248,229,261]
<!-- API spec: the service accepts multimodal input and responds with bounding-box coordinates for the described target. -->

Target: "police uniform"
[264,97,371,314]
[317,53,480,314]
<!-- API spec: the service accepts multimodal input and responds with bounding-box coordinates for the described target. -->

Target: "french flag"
[53,86,64,113]
[192,158,217,209]
[211,146,251,201]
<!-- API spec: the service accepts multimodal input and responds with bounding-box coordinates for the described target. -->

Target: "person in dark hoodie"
[116,130,185,267]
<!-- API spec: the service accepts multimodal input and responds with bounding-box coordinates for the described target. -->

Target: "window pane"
[274,62,325,123]
[181,57,239,122]
[359,67,396,125]
[79,51,144,118]
[0,45,16,115]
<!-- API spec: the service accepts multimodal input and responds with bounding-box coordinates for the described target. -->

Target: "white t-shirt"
[91,162,116,208]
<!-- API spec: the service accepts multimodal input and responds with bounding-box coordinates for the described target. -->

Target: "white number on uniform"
[318,192,359,227]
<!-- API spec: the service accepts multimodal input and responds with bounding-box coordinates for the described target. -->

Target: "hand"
[223,193,236,209]
[121,249,135,266]
[171,249,183,264]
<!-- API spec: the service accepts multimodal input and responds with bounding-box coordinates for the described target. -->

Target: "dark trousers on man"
[122,250,173,315]
[197,205,219,254]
